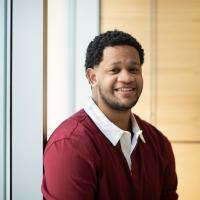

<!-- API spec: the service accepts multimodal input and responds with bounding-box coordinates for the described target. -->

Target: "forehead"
[102,45,140,62]
[100,45,140,67]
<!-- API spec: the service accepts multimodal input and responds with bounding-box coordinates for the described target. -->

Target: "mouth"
[114,87,136,92]
[114,87,137,98]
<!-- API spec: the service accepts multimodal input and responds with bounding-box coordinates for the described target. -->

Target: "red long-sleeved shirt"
[42,109,178,200]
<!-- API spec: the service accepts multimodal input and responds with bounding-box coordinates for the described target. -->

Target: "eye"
[129,67,140,74]
[110,68,120,74]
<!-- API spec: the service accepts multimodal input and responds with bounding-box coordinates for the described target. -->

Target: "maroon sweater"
[42,109,178,200]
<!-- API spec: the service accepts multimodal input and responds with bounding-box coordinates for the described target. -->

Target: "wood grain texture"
[156,0,200,141]
[172,143,200,199]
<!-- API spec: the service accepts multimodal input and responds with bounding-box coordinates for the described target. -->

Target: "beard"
[98,85,142,111]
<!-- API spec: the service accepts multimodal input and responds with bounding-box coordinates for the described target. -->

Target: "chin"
[107,101,137,112]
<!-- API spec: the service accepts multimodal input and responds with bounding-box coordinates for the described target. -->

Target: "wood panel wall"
[157,0,200,141]
[101,0,200,199]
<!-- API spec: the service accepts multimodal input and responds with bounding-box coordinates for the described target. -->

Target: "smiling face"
[86,45,143,113]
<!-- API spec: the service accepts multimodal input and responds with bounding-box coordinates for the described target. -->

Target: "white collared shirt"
[84,99,146,170]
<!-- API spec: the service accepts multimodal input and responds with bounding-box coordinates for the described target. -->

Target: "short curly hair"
[85,30,144,70]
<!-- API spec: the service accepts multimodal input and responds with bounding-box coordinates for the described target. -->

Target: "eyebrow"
[110,60,140,66]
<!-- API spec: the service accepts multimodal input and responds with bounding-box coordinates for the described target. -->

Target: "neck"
[93,99,132,131]
[107,109,132,131]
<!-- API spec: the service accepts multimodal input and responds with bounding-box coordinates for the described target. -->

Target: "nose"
[118,70,134,83]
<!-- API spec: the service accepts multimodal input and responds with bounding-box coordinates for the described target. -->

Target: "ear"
[86,68,97,87]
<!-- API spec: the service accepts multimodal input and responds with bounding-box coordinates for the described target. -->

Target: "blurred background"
[1,0,200,199]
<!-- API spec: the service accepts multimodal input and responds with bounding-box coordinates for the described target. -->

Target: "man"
[42,30,178,200]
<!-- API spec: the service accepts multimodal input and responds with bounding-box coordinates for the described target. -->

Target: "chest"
[95,139,163,200]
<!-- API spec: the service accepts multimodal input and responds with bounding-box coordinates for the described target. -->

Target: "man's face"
[87,45,143,112]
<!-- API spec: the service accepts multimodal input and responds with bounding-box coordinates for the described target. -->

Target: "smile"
[114,87,136,92]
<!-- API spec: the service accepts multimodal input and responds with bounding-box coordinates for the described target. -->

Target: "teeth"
[117,88,134,91]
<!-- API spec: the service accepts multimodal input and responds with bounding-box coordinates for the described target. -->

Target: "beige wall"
[101,0,200,199]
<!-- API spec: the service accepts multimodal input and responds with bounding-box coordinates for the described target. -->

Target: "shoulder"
[134,114,176,177]
[134,114,173,153]
[44,109,98,155]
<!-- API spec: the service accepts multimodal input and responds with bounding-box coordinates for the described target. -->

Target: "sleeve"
[41,137,98,200]
[161,141,178,200]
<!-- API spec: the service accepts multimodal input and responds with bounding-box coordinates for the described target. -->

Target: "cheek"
[135,75,143,90]
[97,75,115,88]
[137,75,143,84]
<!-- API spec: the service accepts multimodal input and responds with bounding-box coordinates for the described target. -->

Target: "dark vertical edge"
[43,0,48,150]
[3,0,7,199]
[10,0,13,199]
[43,1,47,199]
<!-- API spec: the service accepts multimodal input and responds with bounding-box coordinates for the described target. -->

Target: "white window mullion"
[12,0,43,199]
[0,0,12,199]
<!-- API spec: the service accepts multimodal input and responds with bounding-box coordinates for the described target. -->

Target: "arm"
[42,138,98,200]
[161,142,178,200]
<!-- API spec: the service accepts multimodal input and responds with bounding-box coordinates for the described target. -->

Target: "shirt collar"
[84,99,146,146]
